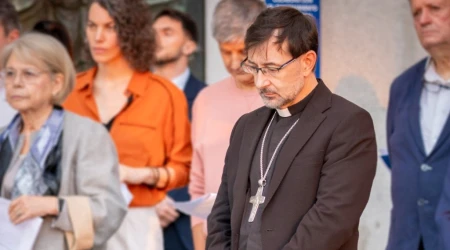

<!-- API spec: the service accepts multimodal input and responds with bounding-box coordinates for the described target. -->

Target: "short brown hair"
[155,9,198,43]
[245,7,318,58]
[91,0,155,72]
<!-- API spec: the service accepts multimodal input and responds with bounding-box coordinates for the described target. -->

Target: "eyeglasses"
[240,57,298,77]
[0,68,50,85]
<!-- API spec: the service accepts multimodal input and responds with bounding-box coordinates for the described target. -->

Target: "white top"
[420,58,450,155]
[171,68,191,91]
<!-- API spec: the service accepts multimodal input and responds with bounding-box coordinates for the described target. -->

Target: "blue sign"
[265,0,321,77]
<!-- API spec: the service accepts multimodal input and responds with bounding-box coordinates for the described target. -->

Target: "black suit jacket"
[165,73,206,250]
[206,80,377,250]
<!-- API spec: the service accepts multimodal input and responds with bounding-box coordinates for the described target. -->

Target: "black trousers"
[419,238,424,250]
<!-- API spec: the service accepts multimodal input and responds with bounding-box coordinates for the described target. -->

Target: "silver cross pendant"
[248,184,265,222]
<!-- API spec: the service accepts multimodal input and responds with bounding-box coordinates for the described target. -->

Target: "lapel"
[75,68,101,121]
[408,62,427,158]
[264,80,330,205]
[183,74,205,120]
[430,115,450,158]
[231,107,272,231]
[58,112,74,196]
[0,138,13,193]
[183,74,199,103]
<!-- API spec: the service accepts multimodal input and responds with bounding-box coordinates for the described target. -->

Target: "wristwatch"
[58,198,64,215]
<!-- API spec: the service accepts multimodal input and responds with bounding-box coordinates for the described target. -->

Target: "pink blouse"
[189,76,263,228]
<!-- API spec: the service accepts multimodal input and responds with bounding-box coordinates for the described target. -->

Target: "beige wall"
[321,2,425,249]
[205,1,427,249]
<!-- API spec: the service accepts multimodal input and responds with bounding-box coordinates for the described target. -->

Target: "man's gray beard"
[259,82,303,109]
[260,94,292,109]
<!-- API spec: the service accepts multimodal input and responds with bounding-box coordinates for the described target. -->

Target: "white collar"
[424,57,450,84]
[171,68,191,91]
[276,108,292,117]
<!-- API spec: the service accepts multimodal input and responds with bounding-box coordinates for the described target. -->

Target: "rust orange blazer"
[63,67,192,207]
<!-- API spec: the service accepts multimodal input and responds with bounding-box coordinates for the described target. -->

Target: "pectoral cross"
[248,185,265,222]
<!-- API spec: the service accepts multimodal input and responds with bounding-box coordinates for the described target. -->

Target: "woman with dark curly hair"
[63,0,192,249]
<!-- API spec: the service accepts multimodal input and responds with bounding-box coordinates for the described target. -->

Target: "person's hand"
[119,164,128,182]
[8,195,58,224]
[155,197,179,228]
[192,223,207,250]
[120,164,153,185]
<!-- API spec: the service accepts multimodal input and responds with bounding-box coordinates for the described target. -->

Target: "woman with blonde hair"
[0,33,127,250]
[63,0,192,249]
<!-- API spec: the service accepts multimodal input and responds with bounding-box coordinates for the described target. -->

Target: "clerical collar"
[276,86,317,117]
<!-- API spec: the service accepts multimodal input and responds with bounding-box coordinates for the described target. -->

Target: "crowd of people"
[0,0,449,250]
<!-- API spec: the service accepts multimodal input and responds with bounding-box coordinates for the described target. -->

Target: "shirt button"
[420,164,433,172]
[417,199,429,206]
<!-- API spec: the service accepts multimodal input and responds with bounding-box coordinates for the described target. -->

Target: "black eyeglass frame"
[240,57,298,76]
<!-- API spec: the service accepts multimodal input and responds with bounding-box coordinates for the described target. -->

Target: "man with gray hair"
[387,0,450,249]
[188,1,265,250]
[210,0,266,88]
[0,1,20,127]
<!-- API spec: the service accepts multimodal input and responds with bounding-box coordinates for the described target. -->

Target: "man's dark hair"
[0,1,20,36]
[33,20,74,59]
[155,8,198,43]
[245,7,318,58]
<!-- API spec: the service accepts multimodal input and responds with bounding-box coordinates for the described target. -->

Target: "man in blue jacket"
[386,0,450,249]
[153,8,206,250]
